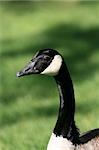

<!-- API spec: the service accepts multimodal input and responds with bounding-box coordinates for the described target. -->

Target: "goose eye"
[43,55,50,60]
[44,55,49,58]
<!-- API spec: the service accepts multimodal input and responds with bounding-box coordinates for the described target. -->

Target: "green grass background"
[0,1,99,150]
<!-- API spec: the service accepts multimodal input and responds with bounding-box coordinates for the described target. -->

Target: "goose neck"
[53,62,79,143]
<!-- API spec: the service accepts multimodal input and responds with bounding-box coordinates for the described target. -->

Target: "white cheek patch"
[41,55,62,76]
[47,133,75,150]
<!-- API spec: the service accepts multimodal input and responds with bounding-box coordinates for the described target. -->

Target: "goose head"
[17,49,63,77]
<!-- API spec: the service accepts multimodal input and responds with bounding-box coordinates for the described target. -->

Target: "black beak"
[16,60,39,77]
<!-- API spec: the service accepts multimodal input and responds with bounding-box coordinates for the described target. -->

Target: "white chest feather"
[47,133,75,150]
[41,55,62,76]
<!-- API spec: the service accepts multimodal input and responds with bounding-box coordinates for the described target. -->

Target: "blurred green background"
[0,1,99,150]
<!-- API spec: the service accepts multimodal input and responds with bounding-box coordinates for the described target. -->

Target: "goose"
[17,48,99,150]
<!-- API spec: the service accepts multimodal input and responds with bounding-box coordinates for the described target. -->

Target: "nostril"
[25,67,30,72]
